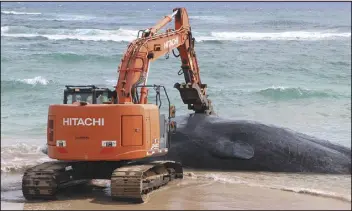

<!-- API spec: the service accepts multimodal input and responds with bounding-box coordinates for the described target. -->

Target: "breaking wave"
[17,76,51,85]
[197,31,351,42]
[1,27,137,42]
[1,143,52,173]
[279,187,351,202]
[1,76,54,93]
[185,172,351,202]
[1,10,41,15]
[2,76,52,86]
[1,11,96,22]
[2,26,350,42]
[1,182,22,193]
[1,143,43,155]
[190,15,227,22]
[256,86,341,100]
[48,14,96,21]
[1,26,9,33]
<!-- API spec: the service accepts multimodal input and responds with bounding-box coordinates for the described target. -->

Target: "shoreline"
[2,170,351,210]
[20,178,351,210]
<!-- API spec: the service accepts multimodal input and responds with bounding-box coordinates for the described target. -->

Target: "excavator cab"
[63,85,116,104]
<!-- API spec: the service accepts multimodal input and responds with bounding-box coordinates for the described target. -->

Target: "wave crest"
[190,15,227,22]
[1,26,9,33]
[1,10,41,15]
[1,27,137,42]
[1,143,52,173]
[2,26,350,42]
[1,76,53,93]
[51,14,95,21]
[197,31,351,42]
[280,187,351,202]
[256,86,339,100]
[17,76,50,85]
[1,143,43,156]
[185,172,351,202]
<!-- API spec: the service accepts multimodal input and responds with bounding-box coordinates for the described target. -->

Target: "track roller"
[110,161,183,203]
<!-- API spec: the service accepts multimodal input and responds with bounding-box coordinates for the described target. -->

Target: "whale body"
[40,114,351,174]
[158,114,351,174]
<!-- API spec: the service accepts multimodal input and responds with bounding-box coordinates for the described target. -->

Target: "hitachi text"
[63,118,104,126]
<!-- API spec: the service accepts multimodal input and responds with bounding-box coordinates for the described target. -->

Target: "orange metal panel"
[46,104,157,161]
[121,115,143,146]
[47,115,55,146]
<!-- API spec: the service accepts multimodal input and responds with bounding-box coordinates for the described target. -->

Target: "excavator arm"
[116,8,214,114]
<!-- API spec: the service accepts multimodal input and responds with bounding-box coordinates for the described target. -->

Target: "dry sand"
[23,177,351,210]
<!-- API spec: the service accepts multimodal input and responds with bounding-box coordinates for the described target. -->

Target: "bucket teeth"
[174,82,213,114]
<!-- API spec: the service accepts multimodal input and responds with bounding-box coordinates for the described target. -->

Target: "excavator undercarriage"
[22,160,183,203]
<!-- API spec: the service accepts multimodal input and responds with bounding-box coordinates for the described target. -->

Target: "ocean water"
[1,2,351,209]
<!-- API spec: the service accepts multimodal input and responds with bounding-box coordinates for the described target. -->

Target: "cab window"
[96,92,109,104]
[66,93,93,104]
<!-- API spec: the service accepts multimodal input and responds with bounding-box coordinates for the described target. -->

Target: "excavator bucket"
[174,82,213,114]
[174,82,205,105]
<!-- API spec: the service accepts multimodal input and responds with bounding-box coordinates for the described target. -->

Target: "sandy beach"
[20,171,351,210]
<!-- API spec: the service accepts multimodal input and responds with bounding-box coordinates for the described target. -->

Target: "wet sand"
[23,176,351,210]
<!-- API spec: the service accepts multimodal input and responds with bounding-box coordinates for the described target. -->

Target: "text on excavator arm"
[115,8,214,115]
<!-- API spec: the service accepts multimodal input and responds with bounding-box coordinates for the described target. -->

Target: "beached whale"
[159,114,351,174]
[40,114,351,174]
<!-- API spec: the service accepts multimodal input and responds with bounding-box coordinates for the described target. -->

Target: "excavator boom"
[116,8,214,114]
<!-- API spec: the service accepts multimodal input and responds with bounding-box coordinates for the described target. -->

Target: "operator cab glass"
[63,85,115,104]
[66,93,93,104]
[96,91,109,104]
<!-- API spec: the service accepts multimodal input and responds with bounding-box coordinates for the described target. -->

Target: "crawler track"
[22,160,183,203]
[22,161,88,200]
[111,161,183,203]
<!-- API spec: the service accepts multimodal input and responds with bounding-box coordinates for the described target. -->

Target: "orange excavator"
[22,8,214,203]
